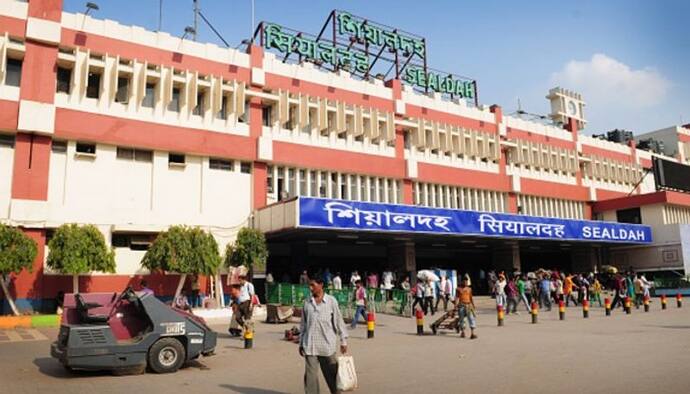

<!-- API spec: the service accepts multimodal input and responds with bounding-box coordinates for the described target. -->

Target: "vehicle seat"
[75,294,110,324]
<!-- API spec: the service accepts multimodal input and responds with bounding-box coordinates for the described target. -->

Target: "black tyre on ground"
[148,338,186,374]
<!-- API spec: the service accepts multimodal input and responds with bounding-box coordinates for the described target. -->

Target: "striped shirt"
[300,294,348,357]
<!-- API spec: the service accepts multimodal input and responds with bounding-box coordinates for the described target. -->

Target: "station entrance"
[265,228,603,294]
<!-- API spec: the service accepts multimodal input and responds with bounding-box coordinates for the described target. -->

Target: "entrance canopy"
[255,197,652,245]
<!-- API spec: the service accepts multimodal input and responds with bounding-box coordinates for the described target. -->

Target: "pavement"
[1,296,689,394]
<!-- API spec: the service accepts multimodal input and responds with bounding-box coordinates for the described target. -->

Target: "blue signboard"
[298,197,652,244]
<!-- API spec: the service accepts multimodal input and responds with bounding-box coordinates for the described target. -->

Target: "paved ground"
[1,297,689,394]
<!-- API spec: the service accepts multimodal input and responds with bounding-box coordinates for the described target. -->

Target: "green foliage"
[141,225,221,275]
[224,228,268,273]
[46,224,115,274]
[0,224,37,275]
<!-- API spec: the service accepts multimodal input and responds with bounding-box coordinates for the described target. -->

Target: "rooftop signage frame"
[297,197,653,244]
[252,10,478,105]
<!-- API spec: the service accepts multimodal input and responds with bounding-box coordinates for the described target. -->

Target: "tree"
[0,224,37,316]
[141,226,221,300]
[46,224,116,293]
[224,228,268,275]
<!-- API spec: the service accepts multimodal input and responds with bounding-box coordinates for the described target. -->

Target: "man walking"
[351,280,367,329]
[300,277,348,394]
[455,277,477,339]
[538,274,552,311]
[435,275,453,312]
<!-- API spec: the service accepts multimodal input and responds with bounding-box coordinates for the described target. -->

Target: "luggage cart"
[430,308,460,335]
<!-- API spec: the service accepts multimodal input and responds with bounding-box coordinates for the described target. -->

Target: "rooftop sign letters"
[255,10,478,103]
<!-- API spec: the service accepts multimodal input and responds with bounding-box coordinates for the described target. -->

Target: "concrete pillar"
[388,242,416,282]
[571,248,597,273]
[492,243,521,273]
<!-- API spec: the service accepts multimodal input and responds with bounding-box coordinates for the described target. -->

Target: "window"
[51,140,67,153]
[240,162,252,174]
[267,166,274,193]
[56,66,72,93]
[116,147,152,162]
[209,158,233,171]
[5,58,22,87]
[262,105,272,127]
[168,87,180,112]
[142,83,156,108]
[115,76,130,103]
[319,172,327,197]
[193,91,205,116]
[76,142,96,154]
[309,170,317,197]
[112,233,156,251]
[86,71,101,99]
[238,100,250,123]
[299,169,307,196]
[217,95,228,120]
[0,134,14,148]
[617,208,642,224]
[169,153,185,165]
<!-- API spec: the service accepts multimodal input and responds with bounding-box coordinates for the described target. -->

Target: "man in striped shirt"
[300,277,349,394]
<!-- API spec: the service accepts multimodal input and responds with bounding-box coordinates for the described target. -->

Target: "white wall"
[0,144,14,219]
[44,140,252,275]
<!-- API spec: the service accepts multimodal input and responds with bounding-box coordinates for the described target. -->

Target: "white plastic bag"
[336,355,358,391]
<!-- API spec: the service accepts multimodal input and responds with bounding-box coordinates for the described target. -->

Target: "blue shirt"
[539,279,550,293]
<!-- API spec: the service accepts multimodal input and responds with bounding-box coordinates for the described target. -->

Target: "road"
[1,297,689,394]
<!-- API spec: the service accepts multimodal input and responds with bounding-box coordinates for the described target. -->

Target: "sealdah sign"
[582,226,648,242]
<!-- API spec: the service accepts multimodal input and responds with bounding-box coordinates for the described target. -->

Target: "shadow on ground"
[33,357,105,379]
[219,384,290,393]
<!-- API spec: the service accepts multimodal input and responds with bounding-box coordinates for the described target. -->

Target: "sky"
[63,0,690,135]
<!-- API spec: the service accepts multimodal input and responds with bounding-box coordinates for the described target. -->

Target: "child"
[591,277,603,307]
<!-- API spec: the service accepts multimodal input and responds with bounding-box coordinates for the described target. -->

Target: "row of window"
[508,140,579,174]
[663,205,690,225]
[49,140,251,172]
[517,194,585,220]
[413,182,508,213]
[267,165,402,203]
[53,48,251,123]
[582,155,643,185]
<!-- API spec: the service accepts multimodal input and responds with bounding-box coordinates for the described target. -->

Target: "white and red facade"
[1,0,689,312]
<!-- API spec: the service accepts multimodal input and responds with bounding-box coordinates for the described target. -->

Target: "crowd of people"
[486,269,653,313]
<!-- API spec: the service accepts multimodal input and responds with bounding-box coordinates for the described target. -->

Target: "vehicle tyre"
[148,338,186,374]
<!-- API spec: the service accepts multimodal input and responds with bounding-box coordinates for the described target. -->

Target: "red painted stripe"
[11,132,51,200]
[416,162,509,191]
[272,140,405,179]
[678,133,690,143]
[405,104,496,134]
[253,162,267,209]
[667,191,690,208]
[520,177,588,201]
[595,188,629,201]
[28,0,62,22]
[0,15,26,37]
[10,228,45,299]
[19,41,57,103]
[591,191,667,212]
[506,128,575,149]
[60,29,251,83]
[0,99,19,130]
[264,73,395,113]
[581,144,633,163]
[54,108,256,160]
[639,158,652,168]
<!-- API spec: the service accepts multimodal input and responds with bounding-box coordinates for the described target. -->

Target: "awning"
[254,197,653,244]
